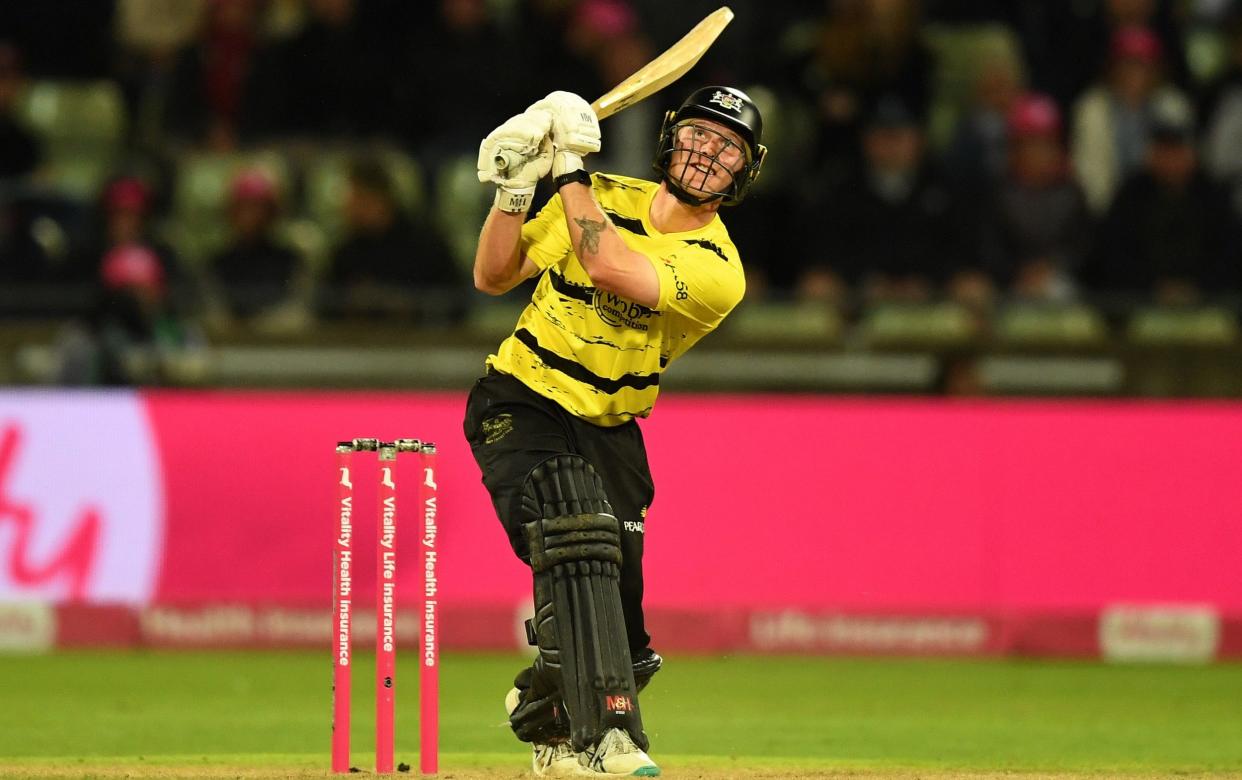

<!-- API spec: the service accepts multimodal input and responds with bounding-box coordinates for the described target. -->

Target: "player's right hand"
[527,91,601,178]
[478,110,554,213]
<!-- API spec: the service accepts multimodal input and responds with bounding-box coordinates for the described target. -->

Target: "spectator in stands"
[257,0,400,142]
[0,1,114,79]
[943,47,1025,191]
[564,0,658,178]
[320,158,462,323]
[1201,9,1242,189]
[1095,0,1191,90]
[113,0,206,150]
[205,168,306,332]
[1087,96,1237,303]
[73,175,196,312]
[972,93,1091,302]
[163,0,264,150]
[114,0,205,58]
[57,243,205,386]
[0,193,87,316]
[0,40,82,313]
[796,0,936,177]
[1004,0,1190,114]
[802,95,969,304]
[0,42,41,181]
[407,0,530,174]
[1071,25,1193,214]
[0,42,67,314]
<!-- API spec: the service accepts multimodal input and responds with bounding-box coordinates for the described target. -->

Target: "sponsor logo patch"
[593,289,653,331]
[481,413,514,444]
[605,694,634,713]
[1099,605,1219,664]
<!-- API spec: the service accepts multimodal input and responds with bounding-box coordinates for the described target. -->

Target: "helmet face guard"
[653,86,767,206]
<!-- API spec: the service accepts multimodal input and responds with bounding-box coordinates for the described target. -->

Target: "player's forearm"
[474,208,527,295]
[559,184,659,307]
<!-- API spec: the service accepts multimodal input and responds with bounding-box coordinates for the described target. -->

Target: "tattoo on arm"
[574,217,605,257]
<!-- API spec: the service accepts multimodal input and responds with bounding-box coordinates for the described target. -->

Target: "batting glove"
[478,110,554,213]
[527,91,601,179]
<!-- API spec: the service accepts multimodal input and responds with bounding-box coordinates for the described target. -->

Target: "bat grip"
[493,149,523,175]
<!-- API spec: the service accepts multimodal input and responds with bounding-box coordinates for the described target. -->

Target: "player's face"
[668,119,748,198]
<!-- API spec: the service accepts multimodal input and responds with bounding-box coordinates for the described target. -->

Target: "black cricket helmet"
[653,86,767,206]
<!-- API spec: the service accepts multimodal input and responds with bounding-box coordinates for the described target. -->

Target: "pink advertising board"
[2,391,1240,625]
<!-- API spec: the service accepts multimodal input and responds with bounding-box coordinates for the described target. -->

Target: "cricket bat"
[494,6,734,174]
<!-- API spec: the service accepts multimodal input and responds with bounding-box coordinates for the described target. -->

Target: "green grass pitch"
[0,651,1240,778]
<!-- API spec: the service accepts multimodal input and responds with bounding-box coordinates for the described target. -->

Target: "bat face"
[590,7,735,120]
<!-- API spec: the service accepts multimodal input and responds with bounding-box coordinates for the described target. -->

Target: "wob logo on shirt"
[593,290,654,331]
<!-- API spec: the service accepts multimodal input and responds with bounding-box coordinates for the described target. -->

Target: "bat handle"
[493,149,523,175]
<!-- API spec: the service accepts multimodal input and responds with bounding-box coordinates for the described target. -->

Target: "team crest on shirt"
[709,90,744,112]
[593,290,653,331]
[481,413,513,444]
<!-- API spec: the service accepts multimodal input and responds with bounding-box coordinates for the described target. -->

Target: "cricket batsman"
[463,85,766,777]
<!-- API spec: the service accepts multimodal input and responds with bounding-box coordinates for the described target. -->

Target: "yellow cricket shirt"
[486,173,745,426]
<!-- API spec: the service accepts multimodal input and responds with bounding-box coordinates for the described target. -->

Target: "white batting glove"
[527,91,601,178]
[478,110,554,213]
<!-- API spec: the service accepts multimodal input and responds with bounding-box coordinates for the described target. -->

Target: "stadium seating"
[166,149,290,265]
[15,80,127,199]
[861,302,978,348]
[922,24,1024,150]
[726,300,843,346]
[435,153,494,276]
[466,300,528,342]
[301,145,426,244]
[994,303,1109,349]
[1127,306,1240,347]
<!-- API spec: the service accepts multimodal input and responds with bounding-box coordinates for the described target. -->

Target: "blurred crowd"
[2,0,1242,384]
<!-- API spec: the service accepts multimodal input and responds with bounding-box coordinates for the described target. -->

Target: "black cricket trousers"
[463,370,654,655]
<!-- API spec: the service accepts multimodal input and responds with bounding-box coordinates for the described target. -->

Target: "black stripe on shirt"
[683,238,729,262]
[603,209,648,236]
[549,271,656,318]
[549,270,594,304]
[596,174,647,192]
[515,328,661,393]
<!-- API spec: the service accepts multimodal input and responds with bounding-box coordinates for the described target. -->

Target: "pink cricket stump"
[376,442,398,774]
[419,444,440,774]
[332,443,355,774]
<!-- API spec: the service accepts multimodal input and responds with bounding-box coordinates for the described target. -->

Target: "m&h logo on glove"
[709,90,743,112]
[605,694,634,713]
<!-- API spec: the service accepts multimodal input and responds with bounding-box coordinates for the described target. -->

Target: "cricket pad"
[521,454,647,752]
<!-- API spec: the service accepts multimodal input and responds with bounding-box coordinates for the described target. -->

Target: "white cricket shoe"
[533,740,595,777]
[506,687,593,777]
[582,728,661,777]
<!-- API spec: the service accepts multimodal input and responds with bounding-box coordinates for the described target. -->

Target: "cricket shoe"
[582,728,660,776]
[533,741,595,777]
[505,687,593,777]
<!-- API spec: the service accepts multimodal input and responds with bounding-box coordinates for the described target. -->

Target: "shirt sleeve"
[520,193,573,271]
[648,244,746,327]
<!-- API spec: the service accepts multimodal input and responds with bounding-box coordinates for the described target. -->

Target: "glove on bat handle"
[494,149,524,175]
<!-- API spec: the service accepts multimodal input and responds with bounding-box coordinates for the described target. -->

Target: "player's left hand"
[528,91,601,178]
[478,110,555,212]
